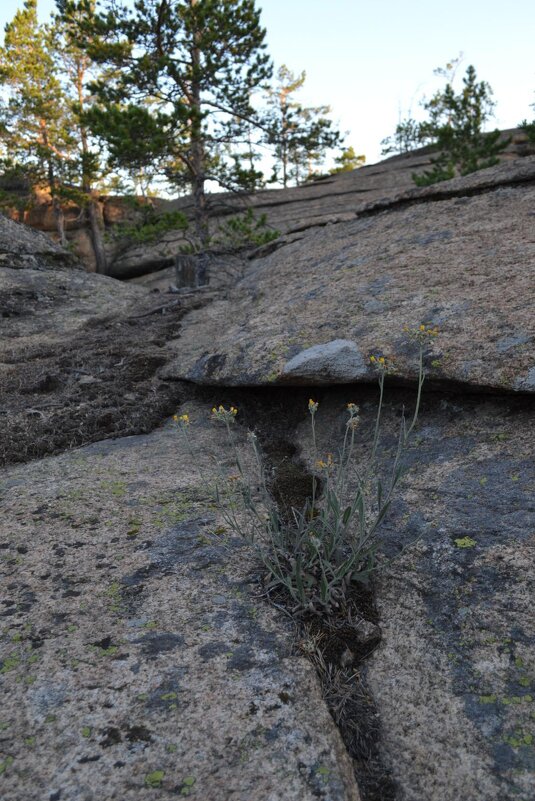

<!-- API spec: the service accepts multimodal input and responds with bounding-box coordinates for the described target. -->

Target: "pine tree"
[380,118,432,156]
[0,0,110,270]
[68,0,273,250]
[414,65,508,186]
[520,97,535,144]
[330,146,365,174]
[264,65,305,187]
[265,65,343,187]
[53,0,109,272]
[0,0,75,244]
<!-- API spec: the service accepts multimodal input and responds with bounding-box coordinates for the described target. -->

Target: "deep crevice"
[251,394,398,801]
[186,383,399,800]
[182,381,535,799]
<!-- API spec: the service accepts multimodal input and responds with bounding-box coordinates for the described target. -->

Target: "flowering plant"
[175,326,436,616]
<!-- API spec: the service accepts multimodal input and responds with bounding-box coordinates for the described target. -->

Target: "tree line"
[0,0,363,273]
[1,4,532,275]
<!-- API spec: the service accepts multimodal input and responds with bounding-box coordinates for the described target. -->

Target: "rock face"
[1,151,535,801]
[7,129,532,279]
[163,158,535,392]
[0,404,359,801]
[110,128,533,278]
[0,213,80,271]
[281,339,368,383]
[294,386,535,801]
[0,216,194,466]
[3,196,161,274]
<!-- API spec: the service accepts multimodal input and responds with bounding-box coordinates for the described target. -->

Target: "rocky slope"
[162,158,535,393]
[1,149,534,801]
[6,127,533,279]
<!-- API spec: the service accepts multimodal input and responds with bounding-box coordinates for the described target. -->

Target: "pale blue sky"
[2,0,534,165]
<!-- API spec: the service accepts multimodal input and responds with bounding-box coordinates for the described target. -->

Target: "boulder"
[281,339,368,383]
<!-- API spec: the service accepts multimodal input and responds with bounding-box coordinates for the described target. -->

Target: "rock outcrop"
[0,213,186,466]
[0,213,81,272]
[1,148,534,801]
[162,157,535,393]
[0,405,359,801]
[112,128,534,279]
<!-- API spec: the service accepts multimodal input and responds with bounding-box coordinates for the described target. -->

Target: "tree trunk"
[87,199,107,274]
[191,164,208,246]
[190,0,209,283]
[77,56,108,274]
[281,101,288,188]
[52,196,68,248]
[41,124,68,247]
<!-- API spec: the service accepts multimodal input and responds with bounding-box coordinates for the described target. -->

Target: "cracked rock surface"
[163,158,535,391]
[295,386,535,801]
[0,403,359,801]
[1,148,535,801]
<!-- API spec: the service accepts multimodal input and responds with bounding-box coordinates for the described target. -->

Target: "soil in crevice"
[0,300,195,467]
[187,384,399,801]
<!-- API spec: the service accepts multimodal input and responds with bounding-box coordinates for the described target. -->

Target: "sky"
[1,0,534,166]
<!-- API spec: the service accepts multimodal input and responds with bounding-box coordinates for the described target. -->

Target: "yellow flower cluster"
[308,399,319,414]
[173,413,190,426]
[404,323,439,341]
[210,404,238,423]
[369,354,391,372]
[316,453,334,470]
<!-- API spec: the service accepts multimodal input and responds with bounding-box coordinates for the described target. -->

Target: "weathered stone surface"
[109,128,532,279]
[163,157,535,392]
[0,266,145,345]
[292,385,535,800]
[281,339,367,383]
[0,256,212,466]
[2,138,535,801]
[0,213,80,271]
[0,218,204,466]
[4,195,162,274]
[0,403,359,801]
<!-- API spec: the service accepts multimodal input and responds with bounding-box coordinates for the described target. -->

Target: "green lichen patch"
[316,765,330,779]
[180,776,196,796]
[454,536,477,549]
[0,756,14,775]
[479,694,497,704]
[504,730,534,748]
[0,653,21,674]
[145,770,165,788]
[100,480,127,497]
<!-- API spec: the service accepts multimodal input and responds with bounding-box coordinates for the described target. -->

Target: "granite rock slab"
[293,385,535,800]
[0,213,80,271]
[0,402,359,801]
[113,129,532,279]
[162,158,535,392]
